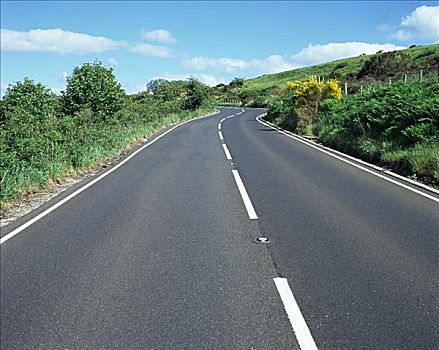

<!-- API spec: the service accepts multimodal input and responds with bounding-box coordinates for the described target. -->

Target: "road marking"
[274,278,318,350]
[220,118,226,123]
[231,170,258,219]
[219,131,224,141]
[218,123,222,130]
[256,116,439,203]
[0,110,221,245]
[222,143,232,160]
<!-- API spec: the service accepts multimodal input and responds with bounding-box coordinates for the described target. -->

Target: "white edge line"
[0,110,221,245]
[256,115,439,203]
[222,143,232,160]
[259,114,439,195]
[231,169,258,219]
[273,278,318,350]
[219,131,224,141]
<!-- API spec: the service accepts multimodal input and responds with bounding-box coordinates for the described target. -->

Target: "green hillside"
[244,44,439,91]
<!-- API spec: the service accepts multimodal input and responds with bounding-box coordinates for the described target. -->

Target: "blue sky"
[1,1,438,95]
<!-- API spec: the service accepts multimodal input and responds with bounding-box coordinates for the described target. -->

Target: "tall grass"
[315,78,439,183]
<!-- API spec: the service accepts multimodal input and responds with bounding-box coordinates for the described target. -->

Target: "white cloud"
[60,71,68,82]
[124,84,147,95]
[249,55,299,73]
[129,43,174,58]
[1,83,9,89]
[0,28,126,54]
[51,86,65,95]
[392,5,439,42]
[290,42,406,66]
[108,58,118,66]
[141,29,177,45]
[182,42,405,75]
[182,57,248,73]
[147,72,225,87]
[197,73,225,86]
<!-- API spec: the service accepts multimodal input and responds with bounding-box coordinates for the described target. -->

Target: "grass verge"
[0,106,214,208]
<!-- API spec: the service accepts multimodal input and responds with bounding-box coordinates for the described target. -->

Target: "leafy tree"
[1,78,58,125]
[1,78,60,175]
[146,79,167,94]
[62,60,125,120]
[229,77,244,89]
[154,80,186,103]
[183,78,210,110]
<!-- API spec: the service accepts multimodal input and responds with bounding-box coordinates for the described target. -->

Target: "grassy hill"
[244,44,439,92]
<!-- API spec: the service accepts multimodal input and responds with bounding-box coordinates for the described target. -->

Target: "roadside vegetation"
[315,79,438,184]
[0,61,212,206]
[215,44,439,185]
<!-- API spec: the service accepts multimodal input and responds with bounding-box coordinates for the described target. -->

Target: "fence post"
[389,78,392,85]
[420,69,423,80]
[404,74,407,83]
[344,82,348,95]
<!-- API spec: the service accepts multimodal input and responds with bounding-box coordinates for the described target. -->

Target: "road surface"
[1,107,438,349]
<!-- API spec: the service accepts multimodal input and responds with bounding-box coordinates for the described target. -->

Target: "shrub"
[285,76,342,134]
[1,78,58,124]
[62,60,125,121]
[315,78,439,182]
[229,77,245,89]
[356,51,412,80]
[183,78,211,110]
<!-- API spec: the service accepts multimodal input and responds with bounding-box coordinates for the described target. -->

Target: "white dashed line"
[218,123,222,130]
[231,170,258,219]
[219,131,224,141]
[274,278,318,350]
[222,143,232,160]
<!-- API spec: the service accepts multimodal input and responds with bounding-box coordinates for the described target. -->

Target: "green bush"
[315,78,439,182]
[183,78,211,110]
[356,51,412,80]
[1,78,58,123]
[266,97,298,131]
[62,60,125,120]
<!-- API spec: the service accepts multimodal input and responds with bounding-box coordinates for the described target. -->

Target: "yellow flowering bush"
[285,76,341,134]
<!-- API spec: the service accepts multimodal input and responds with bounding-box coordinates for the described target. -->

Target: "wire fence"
[324,69,438,96]
[217,67,438,105]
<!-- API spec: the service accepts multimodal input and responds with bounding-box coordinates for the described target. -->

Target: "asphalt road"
[1,107,438,349]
